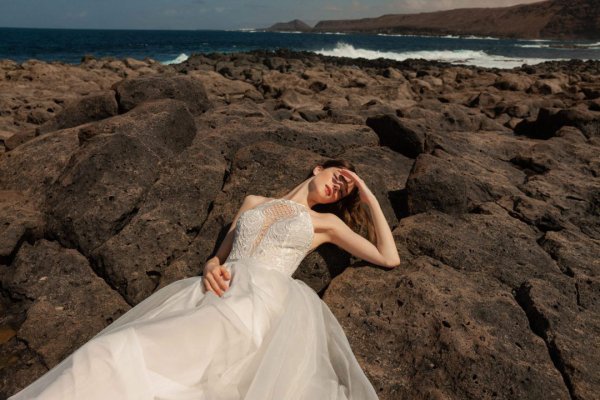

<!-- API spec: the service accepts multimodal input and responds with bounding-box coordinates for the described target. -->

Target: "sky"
[0,0,546,30]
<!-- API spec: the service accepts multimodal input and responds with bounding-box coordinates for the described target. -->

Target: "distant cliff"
[265,19,312,32]
[269,0,599,40]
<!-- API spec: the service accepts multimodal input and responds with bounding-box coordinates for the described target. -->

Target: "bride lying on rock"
[9,158,400,400]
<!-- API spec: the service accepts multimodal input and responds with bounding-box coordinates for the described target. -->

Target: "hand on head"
[338,168,374,203]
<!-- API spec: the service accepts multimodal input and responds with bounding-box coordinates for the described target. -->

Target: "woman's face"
[310,166,356,204]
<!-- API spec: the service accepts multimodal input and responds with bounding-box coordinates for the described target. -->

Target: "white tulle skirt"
[8,258,379,400]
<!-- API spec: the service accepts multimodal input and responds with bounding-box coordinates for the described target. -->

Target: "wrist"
[204,257,220,271]
[362,192,377,205]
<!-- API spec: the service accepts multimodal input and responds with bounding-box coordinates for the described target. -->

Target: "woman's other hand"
[202,258,231,297]
[338,168,375,204]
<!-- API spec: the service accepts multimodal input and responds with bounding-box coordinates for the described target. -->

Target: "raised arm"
[325,170,400,269]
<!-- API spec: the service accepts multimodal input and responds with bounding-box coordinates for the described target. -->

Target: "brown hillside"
[312,0,599,40]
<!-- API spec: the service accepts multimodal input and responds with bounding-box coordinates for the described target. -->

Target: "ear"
[312,165,323,176]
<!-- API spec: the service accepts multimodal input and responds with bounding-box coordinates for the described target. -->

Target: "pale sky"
[0,0,546,30]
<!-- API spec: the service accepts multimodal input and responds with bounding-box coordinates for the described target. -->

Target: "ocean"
[1,27,599,69]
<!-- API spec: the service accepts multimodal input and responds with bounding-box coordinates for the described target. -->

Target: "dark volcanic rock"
[406,152,522,215]
[323,257,570,400]
[1,52,599,399]
[0,239,130,397]
[366,114,427,158]
[37,90,118,135]
[0,191,44,263]
[394,204,563,289]
[112,75,211,114]
[515,107,600,139]
[46,99,197,255]
[91,142,227,305]
[516,277,600,400]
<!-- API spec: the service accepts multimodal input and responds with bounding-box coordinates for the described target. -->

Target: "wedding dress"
[9,198,379,400]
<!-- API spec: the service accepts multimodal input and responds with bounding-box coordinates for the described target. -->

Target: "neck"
[281,179,315,209]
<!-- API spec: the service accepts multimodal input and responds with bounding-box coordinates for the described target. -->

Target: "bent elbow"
[385,257,401,269]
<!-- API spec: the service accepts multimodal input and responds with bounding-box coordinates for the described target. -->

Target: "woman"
[9,159,400,400]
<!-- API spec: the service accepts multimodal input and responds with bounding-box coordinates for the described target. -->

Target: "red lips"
[325,184,331,196]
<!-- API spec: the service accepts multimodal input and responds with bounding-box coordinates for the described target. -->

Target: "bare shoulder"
[241,195,271,210]
[309,211,344,248]
[314,211,342,230]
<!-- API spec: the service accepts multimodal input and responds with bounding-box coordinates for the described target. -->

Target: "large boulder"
[515,107,600,139]
[323,257,570,400]
[0,240,130,398]
[405,152,522,215]
[46,99,197,254]
[91,143,228,305]
[112,74,211,114]
[37,90,118,135]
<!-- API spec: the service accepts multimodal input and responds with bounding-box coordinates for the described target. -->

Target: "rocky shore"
[1,50,599,399]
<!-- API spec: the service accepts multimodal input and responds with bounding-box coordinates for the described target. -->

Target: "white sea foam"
[517,44,550,48]
[462,35,500,41]
[517,41,600,49]
[378,33,499,40]
[315,42,564,69]
[161,53,189,65]
[517,38,552,42]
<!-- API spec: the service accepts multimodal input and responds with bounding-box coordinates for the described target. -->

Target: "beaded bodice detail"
[225,198,314,276]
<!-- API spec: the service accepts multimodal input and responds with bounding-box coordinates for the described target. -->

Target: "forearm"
[365,194,400,266]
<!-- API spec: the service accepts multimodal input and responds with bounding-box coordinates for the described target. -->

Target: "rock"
[516,277,600,400]
[123,57,149,70]
[46,99,197,255]
[112,74,211,114]
[532,79,564,95]
[395,204,563,288]
[324,257,570,399]
[279,88,321,110]
[538,229,600,278]
[298,107,327,122]
[91,143,227,305]
[187,70,262,105]
[0,191,44,263]
[37,90,118,135]
[0,240,130,396]
[366,114,427,158]
[494,73,535,91]
[515,107,600,139]
[2,129,36,150]
[0,128,80,200]
[405,152,522,215]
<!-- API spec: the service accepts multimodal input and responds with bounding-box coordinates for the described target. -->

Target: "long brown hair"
[309,159,377,245]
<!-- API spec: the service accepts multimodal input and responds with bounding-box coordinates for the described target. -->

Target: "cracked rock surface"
[1,51,599,399]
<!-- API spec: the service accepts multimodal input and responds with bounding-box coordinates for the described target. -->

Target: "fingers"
[222,267,231,281]
[203,266,231,297]
[340,168,360,182]
[214,267,230,291]
[205,273,224,296]
[203,278,215,295]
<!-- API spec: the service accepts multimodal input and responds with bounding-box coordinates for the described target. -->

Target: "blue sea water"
[1,27,599,69]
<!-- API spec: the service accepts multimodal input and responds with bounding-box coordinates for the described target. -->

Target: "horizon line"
[0,26,247,32]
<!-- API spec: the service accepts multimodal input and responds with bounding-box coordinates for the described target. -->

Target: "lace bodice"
[225,198,314,276]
